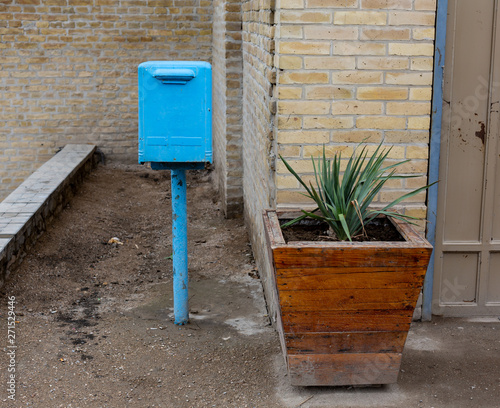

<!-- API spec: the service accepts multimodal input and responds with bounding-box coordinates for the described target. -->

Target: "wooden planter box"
[263,210,433,386]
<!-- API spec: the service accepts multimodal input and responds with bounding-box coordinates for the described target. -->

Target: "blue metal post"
[423,0,449,321]
[171,168,189,325]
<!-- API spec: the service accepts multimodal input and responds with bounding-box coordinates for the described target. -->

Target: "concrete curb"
[0,144,98,287]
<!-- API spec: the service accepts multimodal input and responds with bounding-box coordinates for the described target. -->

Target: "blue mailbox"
[138,61,212,326]
[138,61,212,169]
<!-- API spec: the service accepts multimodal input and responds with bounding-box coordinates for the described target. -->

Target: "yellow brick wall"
[242,0,276,226]
[212,0,244,217]
[275,0,437,231]
[0,0,212,200]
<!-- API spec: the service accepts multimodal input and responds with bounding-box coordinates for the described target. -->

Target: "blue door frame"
[422,0,449,321]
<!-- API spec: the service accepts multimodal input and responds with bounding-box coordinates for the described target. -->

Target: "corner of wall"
[212,0,244,218]
[241,0,279,322]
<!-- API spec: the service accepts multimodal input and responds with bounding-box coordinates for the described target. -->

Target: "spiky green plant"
[280,142,436,241]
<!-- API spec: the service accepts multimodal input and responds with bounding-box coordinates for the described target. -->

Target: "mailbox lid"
[138,61,212,164]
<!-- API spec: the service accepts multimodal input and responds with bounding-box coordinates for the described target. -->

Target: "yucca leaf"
[372,210,420,224]
[279,141,437,241]
[279,155,313,197]
[325,203,340,219]
[338,213,351,241]
[379,181,438,213]
[379,159,411,174]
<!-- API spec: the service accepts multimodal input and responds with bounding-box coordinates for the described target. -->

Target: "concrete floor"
[274,314,500,407]
[1,164,499,407]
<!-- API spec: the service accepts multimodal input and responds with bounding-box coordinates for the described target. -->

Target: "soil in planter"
[281,217,405,243]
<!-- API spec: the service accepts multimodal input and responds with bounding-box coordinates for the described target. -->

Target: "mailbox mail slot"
[138,61,212,166]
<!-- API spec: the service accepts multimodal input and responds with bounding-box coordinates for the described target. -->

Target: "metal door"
[433,0,500,316]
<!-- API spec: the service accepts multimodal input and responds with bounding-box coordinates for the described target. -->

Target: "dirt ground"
[1,163,500,408]
[0,163,282,407]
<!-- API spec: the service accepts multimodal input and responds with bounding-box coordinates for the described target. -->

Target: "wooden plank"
[262,211,288,363]
[274,305,288,364]
[277,265,426,279]
[288,353,402,386]
[389,212,430,245]
[276,268,426,290]
[263,209,285,247]
[281,309,413,333]
[273,246,432,269]
[278,287,422,311]
[285,331,408,354]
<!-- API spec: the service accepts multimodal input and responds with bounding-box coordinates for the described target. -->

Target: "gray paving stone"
[0,238,11,253]
[0,223,23,236]
[1,144,97,287]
